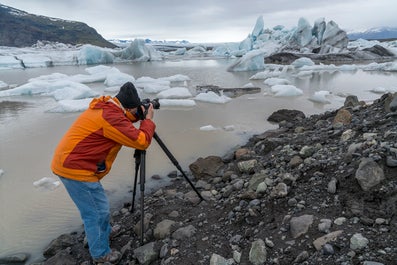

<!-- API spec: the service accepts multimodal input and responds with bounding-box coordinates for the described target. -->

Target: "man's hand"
[141,104,154,120]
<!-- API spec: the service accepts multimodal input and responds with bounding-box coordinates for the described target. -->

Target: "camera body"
[136,98,160,120]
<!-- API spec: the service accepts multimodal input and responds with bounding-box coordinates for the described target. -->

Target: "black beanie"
[115,82,141,108]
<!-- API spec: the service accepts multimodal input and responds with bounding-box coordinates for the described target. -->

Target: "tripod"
[131,132,204,245]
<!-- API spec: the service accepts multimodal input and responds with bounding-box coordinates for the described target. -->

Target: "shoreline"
[9,92,396,265]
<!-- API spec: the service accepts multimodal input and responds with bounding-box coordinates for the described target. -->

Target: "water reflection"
[0,101,32,123]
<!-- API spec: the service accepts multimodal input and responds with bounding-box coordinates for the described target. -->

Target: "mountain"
[347,26,397,41]
[0,4,116,48]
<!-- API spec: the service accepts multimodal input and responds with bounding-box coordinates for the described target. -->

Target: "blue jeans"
[59,177,111,259]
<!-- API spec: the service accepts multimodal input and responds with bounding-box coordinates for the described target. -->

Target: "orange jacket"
[51,96,156,182]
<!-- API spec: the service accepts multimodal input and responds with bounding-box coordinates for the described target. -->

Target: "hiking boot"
[93,249,122,264]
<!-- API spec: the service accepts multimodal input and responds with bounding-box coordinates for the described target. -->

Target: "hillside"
[348,27,397,41]
[0,4,116,48]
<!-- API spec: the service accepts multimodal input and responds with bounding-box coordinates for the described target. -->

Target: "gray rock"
[133,242,159,265]
[0,253,29,263]
[355,158,385,191]
[43,234,77,258]
[290,214,314,238]
[153,219,176,239]
[172,225,196,240]
[249,239,267,265]
[350,233,369,250]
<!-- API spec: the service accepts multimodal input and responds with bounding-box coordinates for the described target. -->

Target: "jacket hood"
[89,96,121,110]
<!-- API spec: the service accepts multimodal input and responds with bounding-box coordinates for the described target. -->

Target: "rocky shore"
[2,93,397,265]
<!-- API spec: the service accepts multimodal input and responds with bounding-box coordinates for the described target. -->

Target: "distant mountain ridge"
[0,4,116,48]
[348,26,397,41]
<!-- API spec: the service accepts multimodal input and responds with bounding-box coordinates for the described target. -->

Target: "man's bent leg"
[59,177,111,259]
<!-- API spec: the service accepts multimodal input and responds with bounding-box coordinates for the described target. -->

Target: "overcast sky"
[1,0,396,43]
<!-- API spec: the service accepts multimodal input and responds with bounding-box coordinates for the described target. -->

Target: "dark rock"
[267,109,305,123]
[189,156,224,179]
[0,253,29,264]
[43,234,77,258]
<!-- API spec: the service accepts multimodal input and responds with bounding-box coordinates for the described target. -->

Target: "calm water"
[1,58,397,262]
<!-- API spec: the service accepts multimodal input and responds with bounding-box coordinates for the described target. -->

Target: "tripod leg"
[139,150,146,245]
[130,165,139,213]
[153,132,204,201]
[131,150,142,213]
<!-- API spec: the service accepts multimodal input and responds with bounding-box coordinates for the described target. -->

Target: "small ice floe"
[48,98,92,113]
[223,125,235,131]
[194,91,232,104]
[271,85,303,97]
[369,86,388,94]
[0,168,4,177]
[158,99,196,107]
[243,82,255,88]
[264,77,291,86]
[200,125,218,131]
[157,87,192,99]
[308,91,332,104]
[33,177,61,191]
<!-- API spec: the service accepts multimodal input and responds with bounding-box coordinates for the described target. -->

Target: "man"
[51,82,155,264]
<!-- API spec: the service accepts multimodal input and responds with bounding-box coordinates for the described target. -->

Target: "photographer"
[51,82,155,264]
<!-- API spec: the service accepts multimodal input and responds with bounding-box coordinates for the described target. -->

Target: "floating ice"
[0,80,9,90]
[158,99,196,107]
[271,85,303,97]
[77,45,114,65]
[0,80,99,101]
[159,74,191,82]
[264,78,291,86]
[33,177,61,191]
[308,91,332,104]
[200,125,217,131]
[0,168,4,177]
[291,57,315,68]
[104,72,135,87]
[157,87,192,99]
[194,91,232,104]
[0,55,23,69]
[48,98,92,113]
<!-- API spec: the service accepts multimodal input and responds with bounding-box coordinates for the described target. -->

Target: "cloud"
[2,0,396,42]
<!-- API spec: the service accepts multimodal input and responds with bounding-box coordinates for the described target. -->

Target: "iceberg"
[158,99,196,107]
[77,45,114,65]
[308,91,332,104]
[194,91,232,104]
[264,77,291,86]
[156,87,192,99]
[119,39,162,61]
[0,55,23,69]
[49,98,92,113]
[270,85,303,97]
[0,79,99,101]
[33,177,60,191]
[200,125,217,131]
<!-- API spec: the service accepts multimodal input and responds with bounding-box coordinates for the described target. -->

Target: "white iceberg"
[271,85,303,97]
[33,177,61,191]
[200,125,218,131]
[48,98,92,113]
[158,99,196,107]
[194,91,232,104]
[157,87,192,99]
[308,91,332,104]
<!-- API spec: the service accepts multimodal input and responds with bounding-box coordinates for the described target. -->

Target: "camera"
[136,98,160,120]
